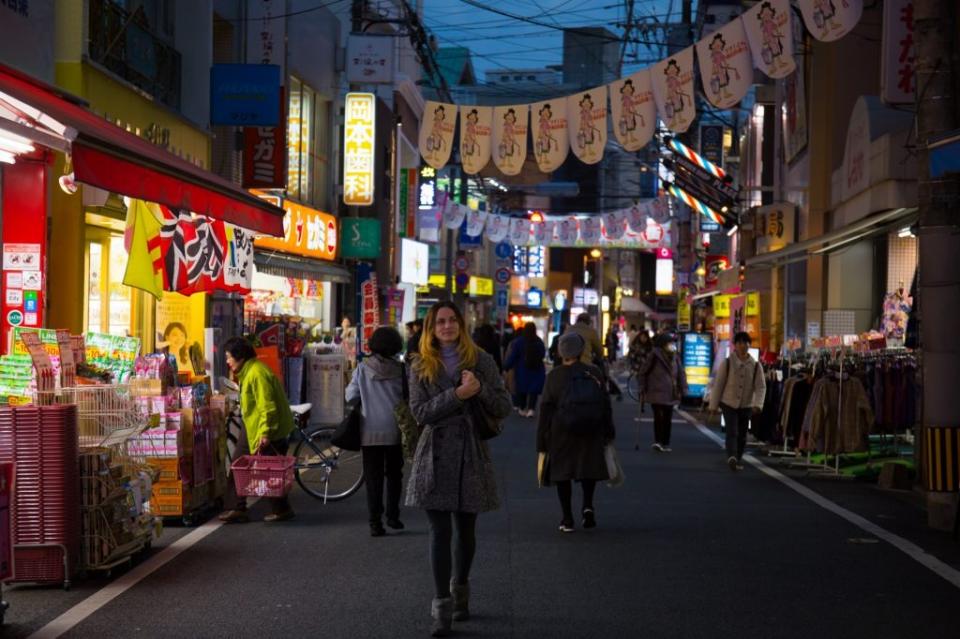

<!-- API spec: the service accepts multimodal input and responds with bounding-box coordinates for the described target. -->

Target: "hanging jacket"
[809,375,874,454]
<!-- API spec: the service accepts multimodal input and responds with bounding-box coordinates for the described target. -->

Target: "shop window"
[287,78,333,210]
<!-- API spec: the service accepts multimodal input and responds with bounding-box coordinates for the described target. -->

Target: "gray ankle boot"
[431,597,453,636]
[450,580,470,621]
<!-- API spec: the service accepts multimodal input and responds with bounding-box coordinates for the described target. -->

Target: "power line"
[224,0,348,22]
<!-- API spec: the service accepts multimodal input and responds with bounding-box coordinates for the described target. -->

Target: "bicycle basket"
[231,454,296,498]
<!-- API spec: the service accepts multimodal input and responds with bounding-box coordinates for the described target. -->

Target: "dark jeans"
[514,392,539,411]
[361,444,403,524]
[652,404,674,445]
[721,404,753,460]
[556,480,597,522]
[426,510,478,598]
[225,429,292,515]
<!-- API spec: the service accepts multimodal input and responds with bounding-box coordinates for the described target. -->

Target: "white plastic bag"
[604,445,625,488]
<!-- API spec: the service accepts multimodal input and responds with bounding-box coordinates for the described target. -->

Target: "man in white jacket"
[709,332,766,471]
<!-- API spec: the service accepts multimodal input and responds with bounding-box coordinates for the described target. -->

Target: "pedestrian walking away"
[537,333,615,533]
[219,337,296,524]
[405,319,424,361]
[406,301,512,636]
[708,332,767,471]
[472,323,503,372]
[503,322,546,417]
[345,326,407,536]
[567,313,604,367]
[638,333,687,452]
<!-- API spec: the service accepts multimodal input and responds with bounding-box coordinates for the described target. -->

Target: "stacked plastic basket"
[0,405,80,588]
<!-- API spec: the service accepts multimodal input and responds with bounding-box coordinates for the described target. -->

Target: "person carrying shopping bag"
[406,301,512,636]
[708,332,767,471]
[219,337,296,523]
[345,326,407,537]
[638,333,688,452]
[537,333,615,533]
[503,322,546,417]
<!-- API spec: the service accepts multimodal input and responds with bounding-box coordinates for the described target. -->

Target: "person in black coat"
[472,323,503,372]
[537,333,616,533]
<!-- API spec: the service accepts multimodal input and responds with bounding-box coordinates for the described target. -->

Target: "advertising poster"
[156,292,206,376]
[683,333,713,398]
[305,353,345,427]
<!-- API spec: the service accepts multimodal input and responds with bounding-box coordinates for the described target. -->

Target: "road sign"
[496,289,508,309]
[495,242,513,259]
[454,255,469,272]
[455,272,470,289]
[494,267,511,284]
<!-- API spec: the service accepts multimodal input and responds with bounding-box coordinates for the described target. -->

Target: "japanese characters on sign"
[254,198,338,261]
[344,93,376,207]
[159,209,255,295]
[210,64,282,126]
[243,0,285,188]
[882,0,915,105]
[360,270,380,355]
[346,35,395,84]
[754,203,796,254]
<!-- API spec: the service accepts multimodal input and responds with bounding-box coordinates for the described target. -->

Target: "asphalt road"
[4,397,959,638]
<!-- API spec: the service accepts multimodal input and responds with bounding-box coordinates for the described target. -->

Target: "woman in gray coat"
[407,301,511,636]
[638,333,688,452]
[345,326,406,537]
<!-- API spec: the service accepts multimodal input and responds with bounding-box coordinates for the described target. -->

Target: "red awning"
[0,64,284,237]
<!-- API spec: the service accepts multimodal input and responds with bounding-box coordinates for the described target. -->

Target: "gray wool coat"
[405,350,511,513]
[638,348,689,406]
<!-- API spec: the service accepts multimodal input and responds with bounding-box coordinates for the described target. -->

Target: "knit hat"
[558,333,585,359]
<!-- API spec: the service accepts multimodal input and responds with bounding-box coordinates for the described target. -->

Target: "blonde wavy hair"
[414,301,479,384]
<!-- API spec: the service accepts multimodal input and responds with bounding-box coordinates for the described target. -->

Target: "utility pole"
[914,0,959,529]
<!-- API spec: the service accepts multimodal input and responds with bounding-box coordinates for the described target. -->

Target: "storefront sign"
[340,218,381,259]
[400,238,429,286]
[755,203,796,254]
[385,287,405,326]
[714,294,731,319]
[469,277,494,297]
[346,34,394,84]
[210,64,281,126]
[343,92,376,206]
[360,269,380,355]
[882,0,915,105]
[255,200,338,261]
[841,97,872,202]
[655,254,673,295]
[398,168,418,238]
[678,297,692,332]
[242,99,286,189]
[747,291,760,317]
[305,353,345,426]
[682,333,712,397]
[699,125,724,169]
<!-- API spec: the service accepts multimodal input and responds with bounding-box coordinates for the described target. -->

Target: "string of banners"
[419,0,863,173]
[437,194,673,250]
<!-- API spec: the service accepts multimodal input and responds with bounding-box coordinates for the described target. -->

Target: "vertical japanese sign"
[385,288,405,326]
[881,0,915,105]
[398,169,418,237]
[344,92,376,207]
[359,267,380,355]
[243,0,286,189]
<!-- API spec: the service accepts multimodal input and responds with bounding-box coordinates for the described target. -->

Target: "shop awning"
[254,251,353,284]
[0,64,284,237]
[746,207,918,269]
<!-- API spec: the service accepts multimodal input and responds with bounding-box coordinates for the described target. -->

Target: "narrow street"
[5,396,958,639]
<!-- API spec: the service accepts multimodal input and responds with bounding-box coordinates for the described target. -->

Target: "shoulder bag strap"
[401,363,410,401]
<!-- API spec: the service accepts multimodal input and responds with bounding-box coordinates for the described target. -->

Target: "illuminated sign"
[400,238,429,285]
[655,256,674,295]
[526,287,543,307]
[253,195,338,261]
[427,274,494,296]
[343,92,376,206]
[419,166,437,210]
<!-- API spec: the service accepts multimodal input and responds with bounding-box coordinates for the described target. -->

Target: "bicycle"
[289,404,365,502]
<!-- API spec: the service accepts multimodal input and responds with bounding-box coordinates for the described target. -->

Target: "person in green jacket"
[219,337,296,523]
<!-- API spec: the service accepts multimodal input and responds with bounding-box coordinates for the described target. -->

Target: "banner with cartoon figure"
[555,217,579,246]
[441,196,467,230]
[530,99,569,173]
[696,18,753,109]
[465,208,488,237]
[626,202,646,233]
[579,216,602,244]
[419,101,457,170]
[532,220,551,244]
[492,104,529,176]
[603,210,626,240]
[485,214,510,242]
[609,69,656,152]
[797,0,862,43]
[567,87,608,165]
[459,105,493,175]
[744,0,796,79]
[651,46,697,133]
[509,218,533,246]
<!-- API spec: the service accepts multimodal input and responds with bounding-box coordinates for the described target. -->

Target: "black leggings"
[556,480,597,522]
[426,510,478,598]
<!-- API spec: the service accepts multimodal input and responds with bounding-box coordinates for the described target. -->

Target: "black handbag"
[331,399,362,451]
[468,398,503,440]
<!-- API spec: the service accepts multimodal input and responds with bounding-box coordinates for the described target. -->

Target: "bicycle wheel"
[626,372,641,402]
[294,427,364,502]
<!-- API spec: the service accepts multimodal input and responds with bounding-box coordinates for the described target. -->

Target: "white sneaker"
[652,443,664,452]
[661,446,672,453]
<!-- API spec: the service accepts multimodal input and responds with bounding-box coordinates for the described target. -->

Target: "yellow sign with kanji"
[713,294,732,318]
[747,291,760,317]
[343,93,376,206]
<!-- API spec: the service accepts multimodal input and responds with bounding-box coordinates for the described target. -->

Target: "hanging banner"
[797,0,863,43]
[651,46,697,133]
[460,105,493,175]
[567,87,608,165]
[609,69,656,152]
[509,218,533,246]
[492,104,529,176]
[159,208,255,296]
[648,196,672,223]
[626,202,647,233]
[696,18,753,109]
[556,217,579,246]
[465,208,488,237]
[881,0,915,105]
[579,216,602,244]
[441,197,467,230]
[603,210,626,240]
[744,0,796,79]
[419,101,457,170]
[485,214,510,242]
[532,220,550,244]
[531,99,570,173]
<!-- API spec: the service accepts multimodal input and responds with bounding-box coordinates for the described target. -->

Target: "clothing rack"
[790,347,847,475]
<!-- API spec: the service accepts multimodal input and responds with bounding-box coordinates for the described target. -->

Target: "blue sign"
[459,219,483,249]
[526,287,543,308]
[495,242,513,259]
[210,64,282,126]
[700,219,721,233]
[24,299,37,313]
[682,333,713,398]
[496,289,508,309]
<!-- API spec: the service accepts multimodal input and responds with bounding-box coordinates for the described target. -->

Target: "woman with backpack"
[345,326,407,537]
[407,301,512,636]
[537,333,616,533]
[503,322,546,417]
[638,333,688,452]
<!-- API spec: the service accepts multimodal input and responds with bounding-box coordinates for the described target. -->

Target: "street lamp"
[589,248,602,259]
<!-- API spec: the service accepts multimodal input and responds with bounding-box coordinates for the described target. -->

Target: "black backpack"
[555,367,606,436]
